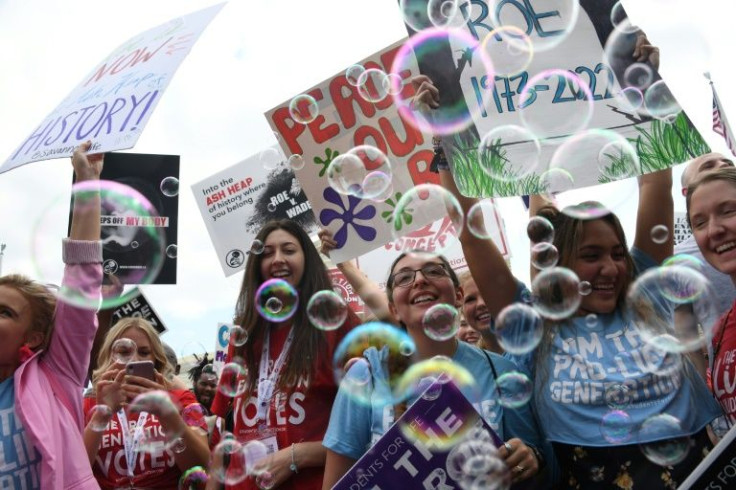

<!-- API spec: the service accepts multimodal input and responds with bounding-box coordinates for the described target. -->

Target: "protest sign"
[395,0,710,198]
[111,287,167,334]
[1,3,224,173]
[266,40,452,264]
[213,322,232,375]
[191,146,318,276]
[677,424,736,489]
[357,200,509,290]
[328,268,365,316]
[333,380,503,490]
[71,152,179,285]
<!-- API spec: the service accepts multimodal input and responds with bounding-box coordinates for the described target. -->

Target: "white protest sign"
[396,1,710,197]
[191,146,318,276]
[265,39,450,264]
[358,199,509,289]
[1,3,224,173]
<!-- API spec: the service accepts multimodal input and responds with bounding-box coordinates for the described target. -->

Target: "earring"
[18,344,34,363]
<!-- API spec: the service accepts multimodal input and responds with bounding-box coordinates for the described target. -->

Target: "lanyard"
[256,326,295,424]
[117,409,148,479]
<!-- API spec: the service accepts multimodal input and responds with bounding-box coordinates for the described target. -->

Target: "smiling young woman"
[687,167,736,433]
[440,162,721,488]
[322,251,556,489]
[210,219,360,490]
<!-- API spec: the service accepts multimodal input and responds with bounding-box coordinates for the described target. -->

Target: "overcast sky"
[1,0,734,358]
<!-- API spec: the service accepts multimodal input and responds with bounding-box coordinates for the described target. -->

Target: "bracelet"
[530,445,546,470]
[290,443,299,473]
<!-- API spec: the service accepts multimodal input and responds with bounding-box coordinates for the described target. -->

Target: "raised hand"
[318,228,338,257]
[633,33,660,71]
[410,74,440,110]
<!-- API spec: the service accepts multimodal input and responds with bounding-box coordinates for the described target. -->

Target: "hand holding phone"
[125,360,156,381]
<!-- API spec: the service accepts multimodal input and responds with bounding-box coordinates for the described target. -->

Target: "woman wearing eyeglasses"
[321,252,557,489]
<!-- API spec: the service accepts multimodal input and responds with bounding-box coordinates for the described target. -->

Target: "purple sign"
[333,380,503,490]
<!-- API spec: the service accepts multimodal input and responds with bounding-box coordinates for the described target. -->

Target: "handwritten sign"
[333,380,502,490]
[266,40,452,263]
[357,200,509,290]
[191,146,318,276]
[1,3,224,173]
[397,0,709,197]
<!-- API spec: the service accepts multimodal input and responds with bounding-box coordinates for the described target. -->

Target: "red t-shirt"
[84,389,207,490]
[211,311,359,490]
[712,306,736,424]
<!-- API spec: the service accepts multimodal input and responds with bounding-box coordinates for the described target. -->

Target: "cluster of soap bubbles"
[627,265,718,354]
[390,185,464,256]
[326,145,393,202]
[210,437,271,485]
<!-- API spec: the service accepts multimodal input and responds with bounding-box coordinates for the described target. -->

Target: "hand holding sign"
[633,33,660,69]
[71,140,104,181]
[498,437,539,485]
[411,74,440,110]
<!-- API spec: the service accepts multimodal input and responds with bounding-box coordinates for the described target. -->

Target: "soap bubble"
[160,176,179,197]
[531,267,581,320]
[288,94,319,124]
[307,290,348,331]
[255,279,298,322]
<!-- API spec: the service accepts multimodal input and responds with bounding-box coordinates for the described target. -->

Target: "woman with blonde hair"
[83,317,209,489]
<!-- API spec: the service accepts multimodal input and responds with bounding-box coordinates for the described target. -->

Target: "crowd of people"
[1,137,735,490]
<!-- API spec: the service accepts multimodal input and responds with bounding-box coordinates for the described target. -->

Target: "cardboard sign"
[111,287,167,334]
[333,380,503,490]
[191,146,318,276]
[71,152,179,285]
[677,424,736,489]
[1,3,224,173]
[266,40,451,264]
[396,0,710,197]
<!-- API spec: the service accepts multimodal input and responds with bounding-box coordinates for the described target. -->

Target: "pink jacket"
[15,239,102,489]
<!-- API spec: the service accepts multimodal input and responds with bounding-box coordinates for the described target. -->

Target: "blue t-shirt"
[323,341,546,460]
[507,247,722,446]
[0,377,41,488]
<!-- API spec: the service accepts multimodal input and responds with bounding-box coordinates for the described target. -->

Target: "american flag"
[710,79,736,157]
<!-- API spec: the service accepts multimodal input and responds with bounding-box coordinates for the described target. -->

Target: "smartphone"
[125,360,156,381]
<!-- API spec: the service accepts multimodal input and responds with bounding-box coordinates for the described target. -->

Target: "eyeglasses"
[390,263,450,288]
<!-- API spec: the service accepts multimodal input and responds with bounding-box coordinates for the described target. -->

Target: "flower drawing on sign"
[381,192,413,232]
[313,147,339,177]
[320,187,376,248]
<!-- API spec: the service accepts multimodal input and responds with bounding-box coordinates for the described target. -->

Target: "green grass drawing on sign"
[598,113,711,184]
[450,133,543,196]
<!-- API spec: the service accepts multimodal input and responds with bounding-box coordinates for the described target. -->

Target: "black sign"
[678,424,736,489]
[71,152,179,285]
[111,287,167,334]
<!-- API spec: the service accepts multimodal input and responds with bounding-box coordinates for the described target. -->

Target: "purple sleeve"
[42,239,103,386]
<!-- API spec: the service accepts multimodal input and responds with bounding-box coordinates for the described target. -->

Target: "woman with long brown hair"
[210,219,360,490]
